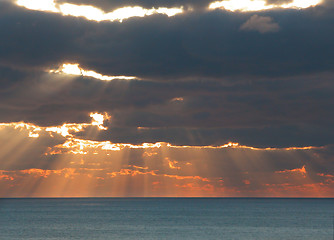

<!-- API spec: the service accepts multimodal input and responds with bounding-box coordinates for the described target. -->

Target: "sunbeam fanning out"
[16,0,184,22]
[0,122,42,138]
[0,109,333,197]
[209,0,322,11]
[49,63,138,81]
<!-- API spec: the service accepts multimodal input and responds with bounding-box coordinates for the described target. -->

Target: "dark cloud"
[1,60,334,147]
[0,2,92,71]
[74,125,334,148]
[1,1,334,79]
[0,1,333,148]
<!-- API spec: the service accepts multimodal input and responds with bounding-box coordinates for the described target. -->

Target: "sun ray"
[0,112,332,197]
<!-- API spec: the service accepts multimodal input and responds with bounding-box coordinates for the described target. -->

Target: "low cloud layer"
[0,124,333,197]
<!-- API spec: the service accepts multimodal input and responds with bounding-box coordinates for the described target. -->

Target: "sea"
[0,198,333,240]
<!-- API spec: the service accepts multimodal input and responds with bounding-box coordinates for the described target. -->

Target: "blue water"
[0,198,333,240]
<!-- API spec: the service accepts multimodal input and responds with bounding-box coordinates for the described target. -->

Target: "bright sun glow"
[60,5,184,22]
[60,63,82,75]
[50,63,137,81]
[16,0,59,12]
[45,112,110,137]
[209,0,322,11]
[59,4,105,21]
[90,112,110,130]
[16,0,184,22]
[45,124,83,137]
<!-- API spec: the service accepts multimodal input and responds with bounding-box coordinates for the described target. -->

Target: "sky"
[0,0,334,197]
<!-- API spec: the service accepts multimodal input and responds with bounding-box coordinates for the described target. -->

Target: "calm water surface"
[0,198,333,240]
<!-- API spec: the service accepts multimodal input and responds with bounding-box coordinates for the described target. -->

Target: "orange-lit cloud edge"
[0,117,325,153]
[1,111,333,198]
[1,164,333,197]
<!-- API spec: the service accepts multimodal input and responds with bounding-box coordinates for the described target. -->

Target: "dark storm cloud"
[66,7,334,79]
[1,62,333,123]
[1,58,334,147]
[0,2,91,71]
[1,1,334,79]
[74,124,334,148]
[1,1,334,148]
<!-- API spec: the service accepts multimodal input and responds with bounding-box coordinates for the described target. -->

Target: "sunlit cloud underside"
[209,0,322,11]
[16,0,184,22]
[1,111,333,197]
[50,63,137,81]
[15,0,323,23]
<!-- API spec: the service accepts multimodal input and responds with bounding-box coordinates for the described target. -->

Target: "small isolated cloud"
[240,15,280,33]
